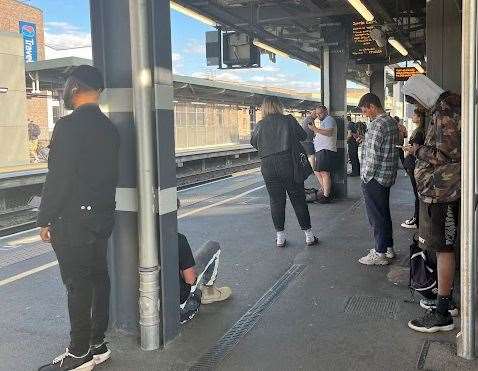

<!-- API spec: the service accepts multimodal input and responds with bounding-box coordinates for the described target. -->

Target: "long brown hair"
[414,108,425,128]
[261,97,283,117]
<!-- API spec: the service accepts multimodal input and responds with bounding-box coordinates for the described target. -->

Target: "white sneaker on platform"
[359,249,389,266]
[385,247,396,259]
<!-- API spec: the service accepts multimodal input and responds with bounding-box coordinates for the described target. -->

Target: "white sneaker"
[401,217,417,229]
[359,249,389,266]
[385,247,396,259]
[276,231,286,247]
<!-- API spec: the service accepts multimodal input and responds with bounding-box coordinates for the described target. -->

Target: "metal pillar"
[321,38,348,198]
[457,0,477,360]
[369,64,385,106]
[129,0,161,350]
[90,0,139,335]
[426,0,462,93]
[151,0,180,344]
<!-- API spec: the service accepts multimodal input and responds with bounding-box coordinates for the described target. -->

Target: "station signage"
[394,67,423,81]
[350,20,386,64]
[19,21,38,63]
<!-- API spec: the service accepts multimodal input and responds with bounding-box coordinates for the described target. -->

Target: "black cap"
[68,65,104,91]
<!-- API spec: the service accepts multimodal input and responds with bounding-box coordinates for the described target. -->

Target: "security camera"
[365,65,373,77]
[369,28,386,48]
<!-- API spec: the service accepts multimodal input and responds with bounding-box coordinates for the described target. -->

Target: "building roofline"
[11,0,43,14]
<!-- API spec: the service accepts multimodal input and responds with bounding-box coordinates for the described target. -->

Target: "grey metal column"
[369,64,385,106]
[426,0,462,93]
[151,0,180,344]
[90,0,139,334]
[321,34,348,198]
[129,0,161,350]
[457,0,477,360]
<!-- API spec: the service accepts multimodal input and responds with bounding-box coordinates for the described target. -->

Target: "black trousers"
[407,169,420,225]
[347,140,360,175]
[261,152,312,232]
[52,230,110,355]
[362,179,393,253]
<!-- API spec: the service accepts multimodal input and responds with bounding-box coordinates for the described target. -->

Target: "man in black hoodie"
[37,65,120,371]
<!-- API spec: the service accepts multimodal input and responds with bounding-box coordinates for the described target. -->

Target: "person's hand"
[309,111,318,119]
[403,144,417,156]
[40,226,51,243]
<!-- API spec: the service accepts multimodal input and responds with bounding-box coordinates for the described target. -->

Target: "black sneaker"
[419,298,459,317]
[180,290,201,324]
[317,195,331,204]
[408,310,455,333]
[38,348,95,371]
[91,342,111,365]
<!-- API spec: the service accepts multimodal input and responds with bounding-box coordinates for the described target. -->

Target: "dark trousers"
[261,152,312,231]
[348,140,360,175]
[362,179,393,253]
[407,169,420,225]
[52,235,110,354]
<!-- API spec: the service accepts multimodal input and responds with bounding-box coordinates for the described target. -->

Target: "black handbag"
[288,116,313,183]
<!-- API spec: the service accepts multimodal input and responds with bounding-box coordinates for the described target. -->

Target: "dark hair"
[413,108,425,128]
[358,93,383,109]
[346,115,352,121]
[316,105,328,111]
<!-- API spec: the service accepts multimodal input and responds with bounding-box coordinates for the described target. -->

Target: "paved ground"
[0,169,476,371]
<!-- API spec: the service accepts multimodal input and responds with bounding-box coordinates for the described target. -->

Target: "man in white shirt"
[307,105,337,203]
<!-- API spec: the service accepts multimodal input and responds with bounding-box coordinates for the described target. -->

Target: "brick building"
[0,0,49,141]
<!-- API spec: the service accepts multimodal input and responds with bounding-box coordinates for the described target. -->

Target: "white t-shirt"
[313,115,337,152]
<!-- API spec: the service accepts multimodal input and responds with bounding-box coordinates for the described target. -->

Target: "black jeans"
[261,152,312,231]
[52,227,110,355]
[347,140,360,175]
[406,169,420,225]
[362,179,393,253]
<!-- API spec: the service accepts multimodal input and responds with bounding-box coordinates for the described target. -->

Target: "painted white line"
[178,177,233,192]
[178,185,265,219]
[0,227,39,242]
[0,184,265,288]
[0,260,58,288]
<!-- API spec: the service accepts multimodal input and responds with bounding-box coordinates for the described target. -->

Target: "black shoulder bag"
[288,116,313,183]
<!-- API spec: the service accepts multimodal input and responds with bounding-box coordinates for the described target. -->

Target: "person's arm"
[289,115,307,141]
[250,124,260,149]
[302,115,315,132]
[37,120,76,229]
[412,115,460,166]
[364,123,385,177]
[181,267,197,285]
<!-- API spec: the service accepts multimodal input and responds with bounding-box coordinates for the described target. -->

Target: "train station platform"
[0,169,477,371]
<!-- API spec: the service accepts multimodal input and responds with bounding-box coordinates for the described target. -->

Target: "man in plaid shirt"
[358,93,399,265]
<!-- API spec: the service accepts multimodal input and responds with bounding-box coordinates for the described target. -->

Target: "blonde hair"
[261,97,283,117]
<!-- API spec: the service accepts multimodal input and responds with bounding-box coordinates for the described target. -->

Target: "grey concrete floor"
[0,169,476,371]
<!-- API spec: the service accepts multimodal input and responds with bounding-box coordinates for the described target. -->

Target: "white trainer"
[359,249,389,266]
[385,247,396,259]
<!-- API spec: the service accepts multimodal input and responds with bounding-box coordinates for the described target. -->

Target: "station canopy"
[174,0,427,85]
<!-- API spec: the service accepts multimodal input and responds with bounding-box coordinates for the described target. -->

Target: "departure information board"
[350,20,386,64]
[394,67,423,81]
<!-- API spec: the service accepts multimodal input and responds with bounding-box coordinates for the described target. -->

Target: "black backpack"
[409,237,438,300]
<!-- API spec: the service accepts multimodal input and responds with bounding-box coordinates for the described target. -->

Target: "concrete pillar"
[369,64,385,105]
[90,0,139,335]
[426,0,462,93]
[321,32,348,198]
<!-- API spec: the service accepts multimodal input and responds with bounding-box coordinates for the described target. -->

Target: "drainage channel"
[189,263,306,371]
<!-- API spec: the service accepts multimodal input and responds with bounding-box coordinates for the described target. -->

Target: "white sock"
[277,231,285,243]
[304,229,314,242]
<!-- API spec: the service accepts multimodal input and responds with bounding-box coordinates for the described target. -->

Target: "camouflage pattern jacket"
[414,95,461,204]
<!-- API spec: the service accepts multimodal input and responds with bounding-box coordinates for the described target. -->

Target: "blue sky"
[26,0,360,94]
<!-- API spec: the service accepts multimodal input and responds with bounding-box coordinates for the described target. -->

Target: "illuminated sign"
[19,21,37,63]
[394,67,423,81]
[350,20,386,64]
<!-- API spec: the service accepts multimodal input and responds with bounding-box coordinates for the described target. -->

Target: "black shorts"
[418,200,459,253]
[315,150,336,172]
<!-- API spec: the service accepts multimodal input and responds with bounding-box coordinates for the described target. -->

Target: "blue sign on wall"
[19,21,37,63]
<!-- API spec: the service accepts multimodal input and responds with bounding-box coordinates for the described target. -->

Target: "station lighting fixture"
[414,62,425,73]
[252,39,290,58]
[307,64,320,71]
[387,37,408,56]
[0,87,7,94]
[170,1,216,27]
[347,0,374,22]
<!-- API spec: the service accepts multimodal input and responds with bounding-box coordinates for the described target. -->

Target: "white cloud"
[185,40,206,55]
[45,45,92,60]
[172,52,182,62]
[44,21,91,58]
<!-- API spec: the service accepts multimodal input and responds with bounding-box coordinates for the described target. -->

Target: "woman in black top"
[401,108,426,229]
[251,97,318,248]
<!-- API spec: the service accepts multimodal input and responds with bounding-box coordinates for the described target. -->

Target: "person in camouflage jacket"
[402,74,461,334]
[414,94,461,204]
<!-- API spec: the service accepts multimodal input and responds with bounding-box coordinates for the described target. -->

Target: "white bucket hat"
[402,74,445,110]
